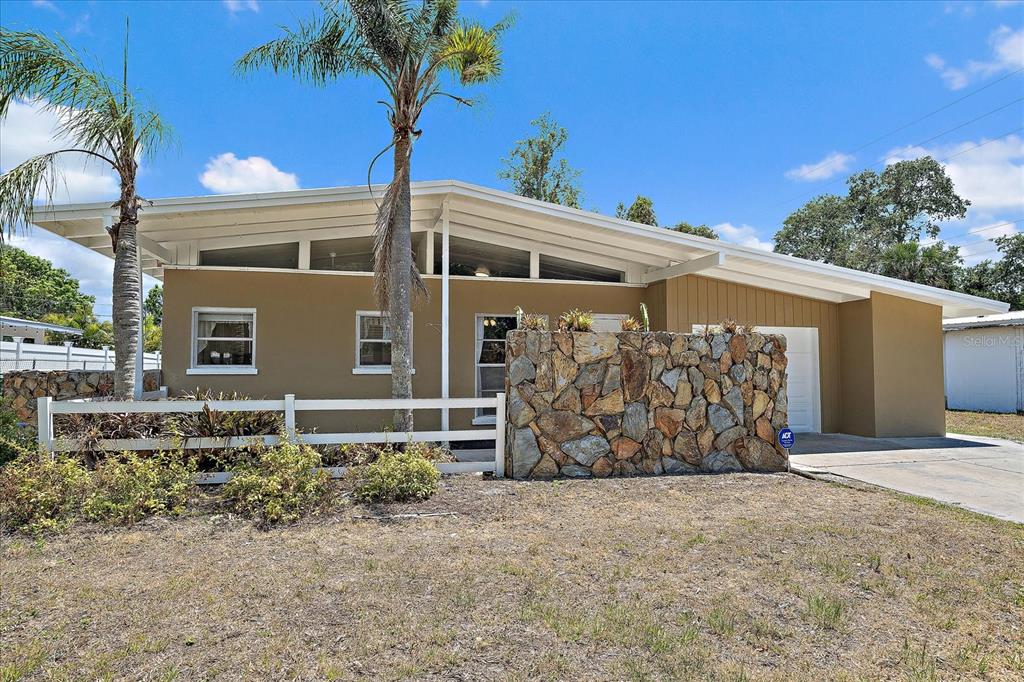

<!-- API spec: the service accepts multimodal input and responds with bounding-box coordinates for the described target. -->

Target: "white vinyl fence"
[37,393,507,483]
[1,340,161,372]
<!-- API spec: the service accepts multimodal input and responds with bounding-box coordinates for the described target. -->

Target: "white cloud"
[199,152,299,194]
[224,0,259,14]
[0,99,118,204]
[884,134,1024,215]
[31,0,61,14]
[713,223,775,251]
[925,25,1024,90]
[784,151,855,182]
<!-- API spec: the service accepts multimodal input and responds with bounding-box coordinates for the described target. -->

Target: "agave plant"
[0,24,172,398]
[236,0,511,431]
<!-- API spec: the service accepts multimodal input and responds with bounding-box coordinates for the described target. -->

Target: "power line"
[787,67,1024,182]
[773,102,1024,213]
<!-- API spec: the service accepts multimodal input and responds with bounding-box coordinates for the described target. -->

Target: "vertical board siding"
[662,274,840,432]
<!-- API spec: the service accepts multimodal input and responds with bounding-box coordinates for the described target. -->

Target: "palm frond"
[372,178,426,308]
[0,29,118,122]
[348,0,412,72]
[0,150,111,240]
[430,14,512,87]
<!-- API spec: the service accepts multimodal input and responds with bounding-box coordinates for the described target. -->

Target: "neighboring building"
[1,316,82,344]
[943,312,1024,414]
[30,180,1007,437]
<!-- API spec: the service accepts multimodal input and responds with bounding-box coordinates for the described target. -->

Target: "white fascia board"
[642,253,725,284]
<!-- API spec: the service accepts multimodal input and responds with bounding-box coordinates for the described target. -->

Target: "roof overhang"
[1,316,83,336]
[26,179,1009,317]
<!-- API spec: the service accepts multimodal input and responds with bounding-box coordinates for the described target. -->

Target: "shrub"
[0,398,34,467]
[323,441,453,467]
[559,308,594,332]
[223,440,331,527]
[350,447,440,503]
[719,318,739,333]
[619,315,643,332]
[166,391,284,438]
[82,452,196,526]
[0,451,90,534]
[53,409,166,463]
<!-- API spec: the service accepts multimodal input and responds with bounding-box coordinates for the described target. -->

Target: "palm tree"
[0,25,171,399]
[237,0,509,430]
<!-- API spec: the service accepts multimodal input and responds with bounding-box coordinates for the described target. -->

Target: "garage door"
[693,325,821,433]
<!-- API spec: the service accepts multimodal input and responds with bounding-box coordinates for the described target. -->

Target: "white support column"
[298,240,311,270]
[63,340,74,369]
[441,198,451,432]
[424,228,435,275]
[494,392,506,478]
[37,396,52,454]
[529,251,540,279]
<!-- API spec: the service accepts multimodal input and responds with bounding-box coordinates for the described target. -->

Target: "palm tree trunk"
[389,133,414,431]
[112,193,141,399]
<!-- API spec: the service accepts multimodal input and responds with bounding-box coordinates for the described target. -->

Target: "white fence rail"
[1,340,161,372]
[37,393,507,482]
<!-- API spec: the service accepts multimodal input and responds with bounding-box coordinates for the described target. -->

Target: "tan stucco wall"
[870,293,945,437]
[163,269,945,438]
[835,292,945,437]
[656,274,842,433]
[163,268,648,433]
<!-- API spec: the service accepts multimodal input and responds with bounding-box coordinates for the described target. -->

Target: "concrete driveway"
[789,433,1023,523]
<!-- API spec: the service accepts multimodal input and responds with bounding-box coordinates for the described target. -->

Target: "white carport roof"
[27,179,1008,318]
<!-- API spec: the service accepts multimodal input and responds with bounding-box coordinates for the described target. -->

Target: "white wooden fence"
[1,340,161,372]
[37,393,507,483]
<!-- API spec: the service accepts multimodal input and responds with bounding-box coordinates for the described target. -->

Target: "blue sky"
[2,0,1022,318]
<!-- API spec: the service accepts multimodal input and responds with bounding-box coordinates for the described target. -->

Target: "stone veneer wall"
[504,330,789,478]
[3,370,162,426]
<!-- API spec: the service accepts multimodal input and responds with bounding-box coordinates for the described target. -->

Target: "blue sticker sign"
[778,428,795,449]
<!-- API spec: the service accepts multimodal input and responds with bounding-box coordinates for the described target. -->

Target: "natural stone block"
[508,389,537,427]
[660,367,682,392]
[702,449,743,473]
[573,332,618,363]
[574,362,606,388]
[673,431,702,466]
[673,380,693,408]
[654,407,686,438]
[536,411,594,443]
[646,380,674,408]
[622,401,648,442]
[592,456,614,478]
[621,348,650,402]
[512,428,542,477]
[509,355,536,386]
[612,436,642,460]
[703,378,721,404]
[584,389,624,416]
[560,464,591,478]
[663,456,699,475]
[601,365,621,395]
[552,386,581,412]
[562,434,611,466]
[714,424,747,451]
[708,403,737,433]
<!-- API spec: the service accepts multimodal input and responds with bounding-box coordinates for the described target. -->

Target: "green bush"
[0,451,90,534]
[82,452,196,526]
[0,397,34,467]
[223,441,331,527]
[351,447,441,503]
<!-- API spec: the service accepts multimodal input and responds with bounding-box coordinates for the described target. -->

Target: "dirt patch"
[2,474,1022,680]
[947,409,1024,443]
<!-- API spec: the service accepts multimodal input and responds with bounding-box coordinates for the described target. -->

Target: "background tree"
[0,244,95,320]
[499,112,582,208]
[960,234,1024,311]
[0,27,172,398]
[774,158,969,283]
[42,309,113,349]
[144,284,162,325]
[615,195,657,226]
[878,241,962,290]
[671,221,719,240]
[238,0,509,430]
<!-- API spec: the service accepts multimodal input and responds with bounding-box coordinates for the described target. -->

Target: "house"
[1,315,83,345]
[943,312,1024,414]
[29,180,1007,438]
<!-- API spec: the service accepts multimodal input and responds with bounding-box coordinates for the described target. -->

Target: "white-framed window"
[473,313,524,423]
[188,307,257,375]
[354,311,413,375]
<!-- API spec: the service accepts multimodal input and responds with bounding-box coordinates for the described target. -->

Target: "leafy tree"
[144,284,162,325]
[42,309,113,349]
[0,25,172,398]
[238,0,509,430]
[499,112,582,208]
[671,221,719,240]
[775,158,969,276]
[615,195,657,226]
[143,314,161,352]
[878,241,962,290]
[0,244,95,320]
[960,234,1024,310]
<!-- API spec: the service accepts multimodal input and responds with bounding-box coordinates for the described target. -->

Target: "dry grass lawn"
[2,473,1023,681]
[947,409,1024,443]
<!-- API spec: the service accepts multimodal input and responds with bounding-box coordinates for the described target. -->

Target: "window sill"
[472,416,497,426]
[187,367,258,376]
[352,367,416,375]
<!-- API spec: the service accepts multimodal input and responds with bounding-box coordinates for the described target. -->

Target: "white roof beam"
[642,252,725,284]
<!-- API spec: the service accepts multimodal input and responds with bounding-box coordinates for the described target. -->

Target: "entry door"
[692,325,821,433]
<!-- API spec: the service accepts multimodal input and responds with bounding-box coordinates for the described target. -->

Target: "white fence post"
[63,341,74,369]
[284,394,296,442]
[13,337,23,368]
[102,345,111,370]
[494,392,506,478]
[37,396,53,456]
